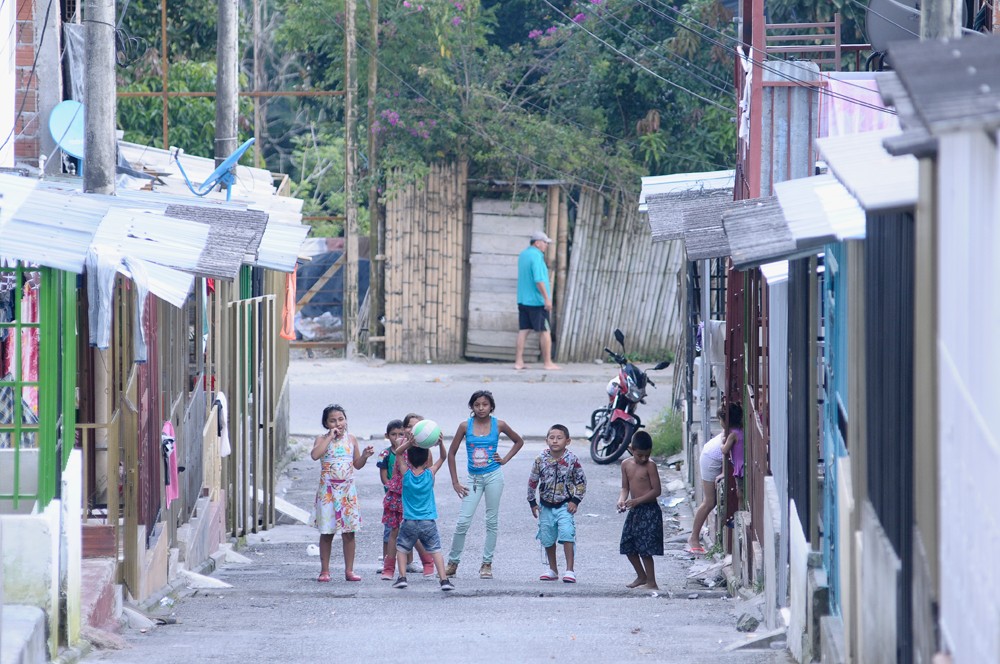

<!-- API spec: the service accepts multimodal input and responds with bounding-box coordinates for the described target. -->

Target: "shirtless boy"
[617,431,663,590]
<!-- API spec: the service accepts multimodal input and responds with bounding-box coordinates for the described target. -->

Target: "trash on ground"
[585,513,600,518]
[660,496,684,508]
[180,569,233,589]
[159,597,175,608]
[306,544,320,556]
[665,479,685,492]
[736,613,760,633]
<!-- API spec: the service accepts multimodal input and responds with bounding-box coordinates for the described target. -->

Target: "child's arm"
[625,462,662,508]
[430,440,448,475]
[617,461,630,512]
[352,435,375,469]
[447,422,469,498]
[720,431,738,455]
[493,420,525,465]
[310,429,336,460]
[567,458,586,514]
[527,456,542,518]
[379,466,389,486]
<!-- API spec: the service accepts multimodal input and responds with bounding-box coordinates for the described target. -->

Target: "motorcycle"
[588,329,671,464]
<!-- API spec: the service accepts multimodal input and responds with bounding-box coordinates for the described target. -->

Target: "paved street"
[85,359,791,664]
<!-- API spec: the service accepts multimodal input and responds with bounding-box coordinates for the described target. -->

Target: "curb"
[54,641,92,664]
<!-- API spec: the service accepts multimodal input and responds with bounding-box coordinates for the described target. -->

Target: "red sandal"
[317,572,331,582]
[345,572,361,582]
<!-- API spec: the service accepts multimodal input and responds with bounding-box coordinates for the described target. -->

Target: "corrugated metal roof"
[774,174,865,241]
[682,200,732,261]
[165,204,268,280]
[255,223,311,272]
[724,198,798,269]
[760,260,789,284]
[113,254,194,309]
[647,188,732,242]
[638,169,734,213]
[887,37,1000,133]
[92,208,210,272]
[816,130,918,212]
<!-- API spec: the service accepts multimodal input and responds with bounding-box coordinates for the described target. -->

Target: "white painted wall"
[788,500,808,662]
[0,0,14,168]
[62,450,83,645]
[765,266,790,609]
[935,130,1000,661]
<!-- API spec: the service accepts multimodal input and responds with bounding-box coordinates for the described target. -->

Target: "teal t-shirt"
[517,245,549,306]
[402,468,437,520]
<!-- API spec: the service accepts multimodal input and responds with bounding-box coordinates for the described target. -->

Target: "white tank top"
[702,432,724,462]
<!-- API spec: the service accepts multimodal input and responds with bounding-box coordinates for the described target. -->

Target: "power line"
[540,0,736,114]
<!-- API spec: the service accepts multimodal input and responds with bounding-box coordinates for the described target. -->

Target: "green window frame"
[0,264,76,511]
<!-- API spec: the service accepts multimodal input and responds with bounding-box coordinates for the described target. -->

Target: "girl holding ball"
[445,390,525,579]
[310,404,373,582]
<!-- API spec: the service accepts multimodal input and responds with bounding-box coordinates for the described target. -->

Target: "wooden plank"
[468,263,518,280]
[469,253,519,266]
[471,214,544,236]
[469,277,518,293]
[467,293,518,312]
[471,233,540,256]
[472,199,546,217]
[467,310,521,331]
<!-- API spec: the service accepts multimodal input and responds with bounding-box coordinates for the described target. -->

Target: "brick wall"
[14,0,39,168]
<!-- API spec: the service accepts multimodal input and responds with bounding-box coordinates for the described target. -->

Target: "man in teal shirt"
[515,231,561,370]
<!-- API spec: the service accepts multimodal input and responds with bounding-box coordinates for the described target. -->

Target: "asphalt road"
[85,358,791,664]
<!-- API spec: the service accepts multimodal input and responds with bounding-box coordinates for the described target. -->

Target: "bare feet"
[543,363,562,370]
[639,582,659,590]
[514,364,529,370]
[626,576,648,588]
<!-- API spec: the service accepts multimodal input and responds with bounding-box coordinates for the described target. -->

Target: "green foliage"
[623,349,675,365]
[649,407,683,458]
[289,130,369,236]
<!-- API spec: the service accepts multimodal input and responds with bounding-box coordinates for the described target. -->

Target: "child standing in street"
[446,390,525,579]
[310,404,374,582]
[617,431,663,590]
[376,419,404,579]
[392,438,456,592]
[528,425,587,583]
[399,413,438,577]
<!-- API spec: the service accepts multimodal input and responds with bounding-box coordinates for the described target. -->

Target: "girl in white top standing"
[686,406,727,554]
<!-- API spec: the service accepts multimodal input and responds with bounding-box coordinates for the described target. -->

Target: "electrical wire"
[315,3,632,191]
[842,0,918,38]
[0,0,56,154]
[636,0,896,114]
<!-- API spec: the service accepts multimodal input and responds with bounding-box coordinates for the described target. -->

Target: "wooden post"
[344,0,360,353]
[545,185,559,273]
[554,187,569,338]
[367,0,383,357]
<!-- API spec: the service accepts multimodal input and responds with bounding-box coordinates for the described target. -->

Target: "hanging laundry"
[162,421,179,509]
[214,392,231,457]
[280,266,297,341]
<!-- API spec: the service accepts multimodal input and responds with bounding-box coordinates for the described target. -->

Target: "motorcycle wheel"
[590,418,631,464]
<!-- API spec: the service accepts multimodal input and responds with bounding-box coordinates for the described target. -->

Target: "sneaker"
[392,576,408,589]
[479,562,493,579]
[562,570,577,583]
[406,561,422,574]
[444,561,459,578]
[440,578,456,592]
[539,569,558,581]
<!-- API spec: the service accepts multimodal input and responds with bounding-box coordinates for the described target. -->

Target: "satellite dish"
[173,137,255,201]
[49,100,85,159]
[866,0,967,55]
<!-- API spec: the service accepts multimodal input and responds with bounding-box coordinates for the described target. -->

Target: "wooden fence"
[384,161,469,362]
[557,188,685,363]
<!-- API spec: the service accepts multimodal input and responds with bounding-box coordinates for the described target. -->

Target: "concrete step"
[1,605,48,664]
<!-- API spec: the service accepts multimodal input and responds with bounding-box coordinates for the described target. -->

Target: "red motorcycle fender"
[610,409,637,426]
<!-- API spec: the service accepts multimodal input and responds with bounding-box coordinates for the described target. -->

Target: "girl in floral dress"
[311,404,373,582]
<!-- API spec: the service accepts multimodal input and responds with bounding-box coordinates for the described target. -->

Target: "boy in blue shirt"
[393,437,455,591]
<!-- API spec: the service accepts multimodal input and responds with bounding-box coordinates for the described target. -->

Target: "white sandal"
[540,569,558,581]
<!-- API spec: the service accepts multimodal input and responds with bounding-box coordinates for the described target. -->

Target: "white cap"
[531,230,553,243]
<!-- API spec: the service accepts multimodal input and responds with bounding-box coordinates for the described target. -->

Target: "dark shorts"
[620,502,664,557]
[396,519,442,554]
[518,304,551,332]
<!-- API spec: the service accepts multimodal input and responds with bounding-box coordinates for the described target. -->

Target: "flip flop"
[317,572,331,582]
[539,569,558,581]
[685,547,707,555]
[345,572,362,582]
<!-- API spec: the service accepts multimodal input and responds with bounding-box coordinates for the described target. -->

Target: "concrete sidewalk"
[288,356,676,440]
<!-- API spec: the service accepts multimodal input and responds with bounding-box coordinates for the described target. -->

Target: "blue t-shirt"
[517,245,549,306]
[402,468,437,520]
[466,416,500,475]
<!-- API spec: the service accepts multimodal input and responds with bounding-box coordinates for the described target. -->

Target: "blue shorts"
[396,519,441,555]
[537,504,576,547]
[383,522,391,543]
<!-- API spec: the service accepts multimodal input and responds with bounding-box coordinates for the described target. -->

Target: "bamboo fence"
[556,188,685,363]
[384,161,469,362]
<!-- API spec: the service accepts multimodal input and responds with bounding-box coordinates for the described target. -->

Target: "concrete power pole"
[920,0,962,38]
[215,0,239,165]
[83,0,116,194]
[367,0,383,357]
[344,0,360,352]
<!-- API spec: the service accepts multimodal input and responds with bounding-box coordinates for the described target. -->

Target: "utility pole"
[920,0,961,38]
[367,0,383,357]
[253,0,262,167]
[215,0,239,165]
[83,0,116,194]
[344,0,360,352]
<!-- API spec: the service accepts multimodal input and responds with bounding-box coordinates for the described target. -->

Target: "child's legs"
[690,479,717,546]
[416,520,445,578]
[318,533,335,574]
[562,542,575,571]
[396,521,417,577]
[431,551,447,580]
[545,545,559,572]
[641,556,657,586]
[387,527,400,556]
[342,532,356,573]
[448,480,486,564]
[626,554,646,579]
[480,470,505,563]
[382,523,391,558]
[554,506,576,570]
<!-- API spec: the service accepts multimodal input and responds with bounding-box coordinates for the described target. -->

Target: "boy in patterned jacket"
[528,424,587,583]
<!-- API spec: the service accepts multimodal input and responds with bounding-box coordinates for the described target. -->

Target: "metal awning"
[815,130,918,212]
[774,174,864,242]
[255,223,311,272]
[639,169,733,213]
[647,188,732,243]
[164,204,269,280]
[723,198,798,269]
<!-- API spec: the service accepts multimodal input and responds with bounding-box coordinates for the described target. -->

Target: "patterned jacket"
[527,449,587,509]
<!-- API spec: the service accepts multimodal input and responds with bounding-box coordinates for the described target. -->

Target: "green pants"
[448,468,504,564]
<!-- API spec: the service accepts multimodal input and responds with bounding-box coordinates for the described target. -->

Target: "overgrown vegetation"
[649,406,683,458]
[624,349,675,365]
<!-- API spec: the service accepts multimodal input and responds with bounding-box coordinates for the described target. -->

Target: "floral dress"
[310,433,362,535]
[380,448,404,529]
